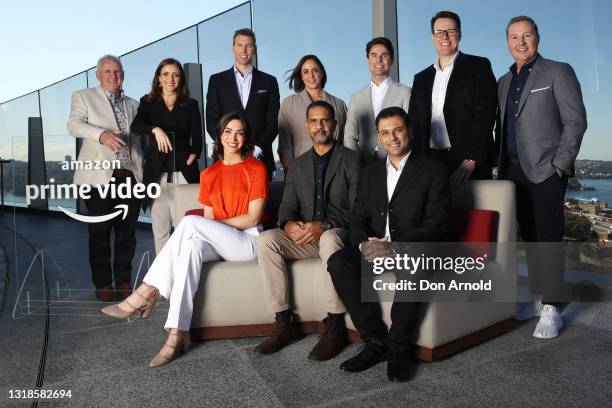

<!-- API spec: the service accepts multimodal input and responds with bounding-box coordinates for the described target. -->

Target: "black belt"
[113,169,133,178]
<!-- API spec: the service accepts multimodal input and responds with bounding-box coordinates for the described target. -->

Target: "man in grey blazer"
[255,100,361,360]
[344,37,411,162]
[67,55,144,302]
[495,16,587,339]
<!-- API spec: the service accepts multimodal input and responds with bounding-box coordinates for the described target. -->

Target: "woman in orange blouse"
[102,112,268,367]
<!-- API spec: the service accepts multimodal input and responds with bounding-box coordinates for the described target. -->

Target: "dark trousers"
[83,174,141,288]
[505,162,568,304]
[328,246,419,352]
[429,148,491,180]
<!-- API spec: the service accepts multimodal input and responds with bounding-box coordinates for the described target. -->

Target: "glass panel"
[397,0,610,162]
[11,137,28,207]
[397,1,612,242]
[253,0,372,179]
[0,93,40,206]
[198,2,252,165]
[119,26,198,222]
[120,26,199,103]
[86,67,97,88]
[40,74,88,210]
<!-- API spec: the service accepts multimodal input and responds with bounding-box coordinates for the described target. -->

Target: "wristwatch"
[321,220,332,232]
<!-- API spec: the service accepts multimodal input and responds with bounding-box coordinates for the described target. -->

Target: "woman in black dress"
[131,58,203,253]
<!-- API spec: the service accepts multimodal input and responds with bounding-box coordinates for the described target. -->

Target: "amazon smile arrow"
[58,204,129,223]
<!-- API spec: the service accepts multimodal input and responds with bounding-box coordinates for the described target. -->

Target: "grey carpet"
[1,213,611,407]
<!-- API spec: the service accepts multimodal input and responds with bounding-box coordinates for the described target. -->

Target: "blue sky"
[0,0,243,102]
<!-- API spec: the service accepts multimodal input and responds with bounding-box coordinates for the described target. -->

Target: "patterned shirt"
[104,90,132,170]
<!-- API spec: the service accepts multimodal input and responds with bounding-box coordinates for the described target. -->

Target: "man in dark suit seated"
[255,101,361,360]
[328,106,451,382]
[408,10,497,186]
[205,28,280,178]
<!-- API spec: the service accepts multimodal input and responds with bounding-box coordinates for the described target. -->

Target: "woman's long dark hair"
[285,54,327,92]
[145,58,189,102]
[212,112,255,161]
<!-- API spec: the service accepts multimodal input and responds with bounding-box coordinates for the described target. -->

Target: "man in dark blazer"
[495,16,587,339]
[205,28,280,177]
[408,11,497,185]
[329,107,451,382]
[255,101,361,361]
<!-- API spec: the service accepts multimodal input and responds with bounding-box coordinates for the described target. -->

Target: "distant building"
[580,202,597,215]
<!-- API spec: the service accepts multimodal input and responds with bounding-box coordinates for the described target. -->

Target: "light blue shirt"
[234,65,253,109]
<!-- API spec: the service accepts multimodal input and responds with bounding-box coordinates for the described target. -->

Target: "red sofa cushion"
[451,209,499,259]
[451,209,498,243]
[185,208,204,217]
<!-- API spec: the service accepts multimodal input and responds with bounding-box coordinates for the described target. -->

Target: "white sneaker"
[533,305,563,339]
[515,298,543,321]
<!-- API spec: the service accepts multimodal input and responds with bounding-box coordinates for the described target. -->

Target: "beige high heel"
[101,285,158,320]
[149,331,191,368]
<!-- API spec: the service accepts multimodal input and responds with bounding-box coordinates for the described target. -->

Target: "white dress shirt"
[430,52,459,150]
[385,151,410,240]
[234,65,253,109]
[371,77,391,119]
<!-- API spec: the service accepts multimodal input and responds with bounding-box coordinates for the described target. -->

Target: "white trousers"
[151,171,188,254]
[143,215,259,331]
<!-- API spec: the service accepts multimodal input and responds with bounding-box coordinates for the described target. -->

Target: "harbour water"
[566,179,612,205]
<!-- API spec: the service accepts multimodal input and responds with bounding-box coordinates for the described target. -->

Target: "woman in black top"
[131,58,203,253]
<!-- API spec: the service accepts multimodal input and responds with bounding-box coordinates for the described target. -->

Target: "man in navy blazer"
[408,11,497,185]
[205,28,280,177]
[495,16,587,339]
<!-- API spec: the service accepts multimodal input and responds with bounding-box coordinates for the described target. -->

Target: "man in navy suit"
[205,28,280,177]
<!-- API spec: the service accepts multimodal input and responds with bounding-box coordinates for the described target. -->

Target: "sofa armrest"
[174,184,202,225]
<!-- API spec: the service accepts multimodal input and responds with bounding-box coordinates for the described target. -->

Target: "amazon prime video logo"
[26,178,160,223]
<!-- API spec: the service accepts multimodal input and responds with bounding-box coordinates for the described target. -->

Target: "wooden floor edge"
[190,317,514,362]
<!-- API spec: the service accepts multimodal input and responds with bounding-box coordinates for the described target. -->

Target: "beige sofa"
[175,180,517,361]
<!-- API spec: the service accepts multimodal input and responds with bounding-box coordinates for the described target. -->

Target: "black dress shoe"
[386,349,416,382]
[339,342,387,372]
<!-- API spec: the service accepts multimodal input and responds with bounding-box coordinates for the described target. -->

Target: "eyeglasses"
[432,29,461,38]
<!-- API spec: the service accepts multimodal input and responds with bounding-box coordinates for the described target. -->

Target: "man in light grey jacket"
[344,37,411,162]
[67,55,144,302]
[495,16,587,339]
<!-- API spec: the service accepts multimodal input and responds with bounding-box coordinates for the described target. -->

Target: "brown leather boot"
[95,286,115,302]
[115,283,132,300]
[308,315,348,361]
[254,311,303,354]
